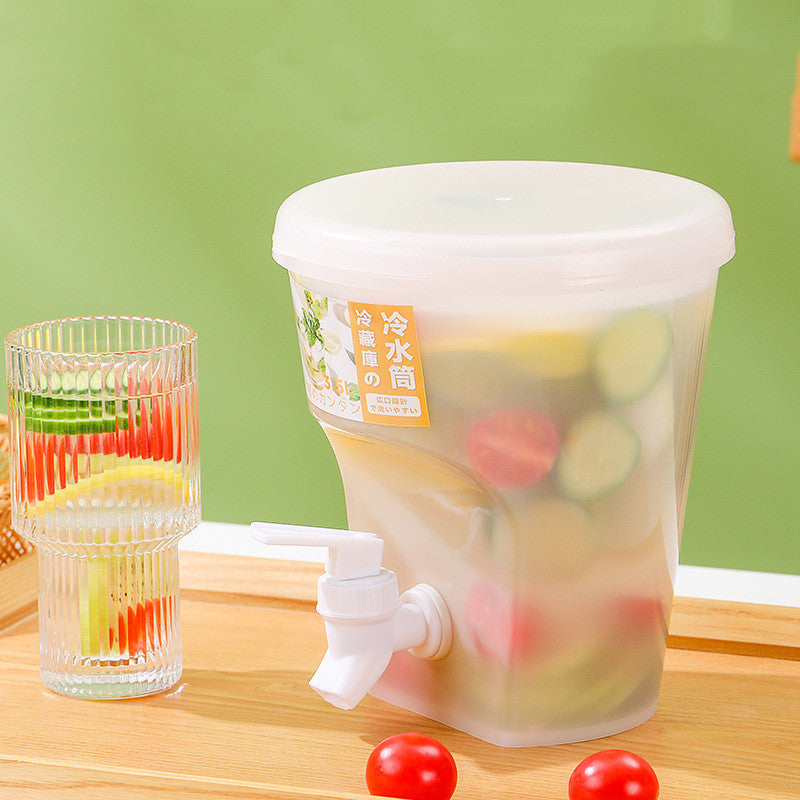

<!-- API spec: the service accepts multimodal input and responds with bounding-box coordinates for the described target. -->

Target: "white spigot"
[250,522,452,710]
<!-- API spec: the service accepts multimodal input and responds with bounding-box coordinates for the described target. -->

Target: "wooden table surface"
[1,552,798,799]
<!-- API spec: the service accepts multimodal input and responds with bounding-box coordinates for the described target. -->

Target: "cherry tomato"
[366,733,457,800]
[466,407,559,489]
[569,749,659,800]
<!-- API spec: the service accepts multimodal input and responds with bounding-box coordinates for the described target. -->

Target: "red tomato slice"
[137,400,151,460]
[127,401,139,459]
[113,598,172,657]
[56,435,67,490]
[43,433,56,495]
[163,394,174,462]
[135,602,146,655]
[153,596,162,646]
[145,599,155,648]
[33,433,46,501]
[467,407,559,489]
[117,610,127,652]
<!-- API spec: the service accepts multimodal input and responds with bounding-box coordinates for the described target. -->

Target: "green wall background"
[1,2,798,574]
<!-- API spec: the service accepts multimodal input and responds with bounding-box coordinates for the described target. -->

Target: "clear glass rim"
[4,315,197,357]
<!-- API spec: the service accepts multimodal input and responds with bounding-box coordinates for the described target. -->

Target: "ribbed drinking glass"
[5,317,200,698]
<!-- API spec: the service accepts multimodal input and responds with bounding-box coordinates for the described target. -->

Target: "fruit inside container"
[310,292,698,740]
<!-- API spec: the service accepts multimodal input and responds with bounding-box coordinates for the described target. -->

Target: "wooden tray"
[1,552,798,799]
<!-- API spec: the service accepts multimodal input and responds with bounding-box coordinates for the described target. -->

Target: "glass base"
[41,662,182,699]
[37,545,182,700]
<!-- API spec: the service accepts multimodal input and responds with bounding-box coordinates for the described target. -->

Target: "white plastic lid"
[272,161,734,295]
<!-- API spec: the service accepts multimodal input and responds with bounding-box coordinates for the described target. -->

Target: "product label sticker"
[289,279,429,427]
[348,301,429,426]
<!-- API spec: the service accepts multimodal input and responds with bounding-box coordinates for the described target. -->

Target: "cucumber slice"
[49,370,62,394]
[104,371,129,395]
[89,370,103,394]
[557,411,640,502]
[593,309,672,403]
[103,369,130,394]
[23,374,131,434]
[104,369,130,393]
[61,372,77,393]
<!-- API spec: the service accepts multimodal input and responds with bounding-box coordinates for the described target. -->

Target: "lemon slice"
[26,458,191,519]
[423,330,591,400]
[514,497,599,579]
[507,331,592,379]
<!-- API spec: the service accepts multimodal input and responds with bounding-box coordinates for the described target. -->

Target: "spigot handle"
[250,522,384,581]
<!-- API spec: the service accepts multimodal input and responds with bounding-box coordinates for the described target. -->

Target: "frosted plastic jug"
[270,161,734,746]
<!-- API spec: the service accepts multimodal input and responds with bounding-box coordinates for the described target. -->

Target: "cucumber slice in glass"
[49,370,62,394]
[593,309,672,403]
[104,369,128,394]
[557,410,640,502]
[23,369,131,434]
[61,371,77,394]
[89,370,103,394]
[75,370,90,393]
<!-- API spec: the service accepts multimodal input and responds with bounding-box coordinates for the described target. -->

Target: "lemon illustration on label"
[322,331,341,354]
